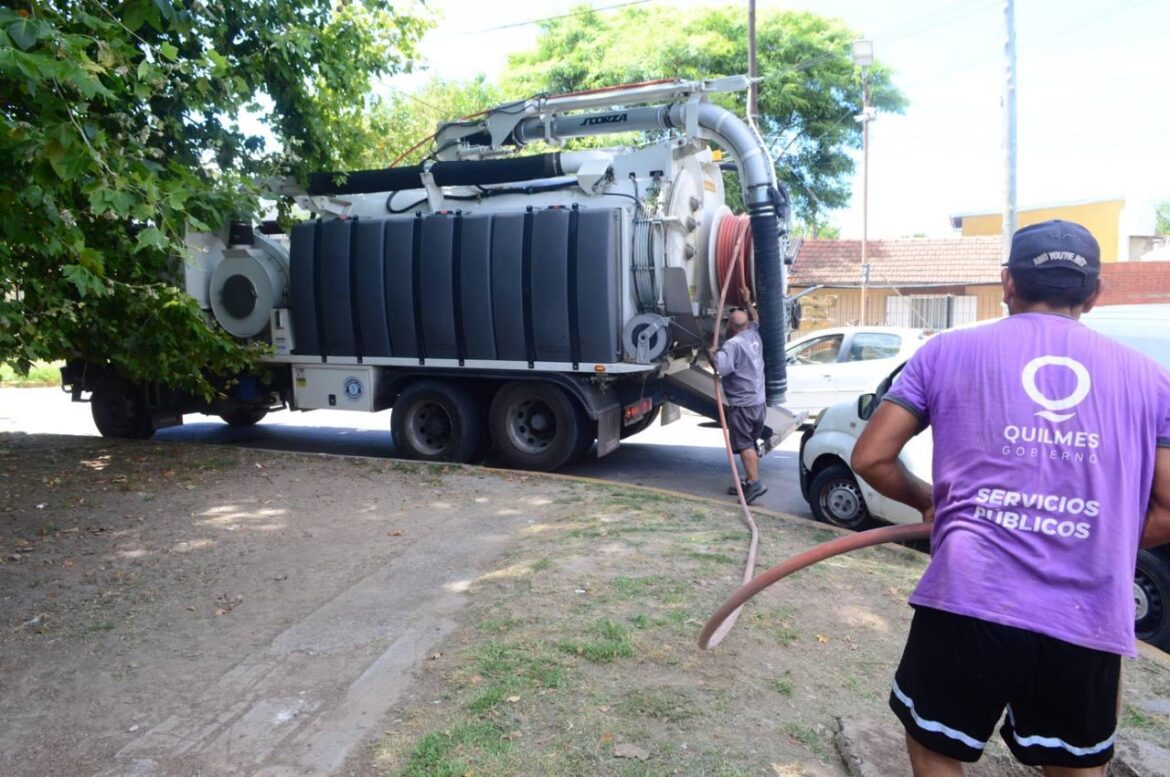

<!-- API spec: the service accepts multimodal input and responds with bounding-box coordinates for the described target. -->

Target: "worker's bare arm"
[852,401,934,521]
[1141,447,1170,549]
[739,288,758,322]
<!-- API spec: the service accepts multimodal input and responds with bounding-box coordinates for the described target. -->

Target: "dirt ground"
[1,433,1168,777]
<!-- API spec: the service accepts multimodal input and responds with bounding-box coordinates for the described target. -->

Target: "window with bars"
[885,295,977,329]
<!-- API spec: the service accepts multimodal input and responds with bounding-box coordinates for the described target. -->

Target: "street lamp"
[852,39,875,325]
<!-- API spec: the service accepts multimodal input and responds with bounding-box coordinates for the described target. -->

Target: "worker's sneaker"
[726,478,747,496]
[742,479,768,505]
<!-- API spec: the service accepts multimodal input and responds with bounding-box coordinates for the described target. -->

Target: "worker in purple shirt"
[852,220,1170,777]
[713,287,768,504]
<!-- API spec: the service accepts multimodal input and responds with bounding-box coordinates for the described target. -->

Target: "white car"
[798,305,1170,651]
[785,326,930,416]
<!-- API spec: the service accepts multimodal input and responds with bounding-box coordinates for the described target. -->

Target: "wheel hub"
[1135,581,1150,622]
[529,412,551,433]
[406,402,452,456]
[508,399,556,454]
[822,481,862,522]
[1134,570,1162,635]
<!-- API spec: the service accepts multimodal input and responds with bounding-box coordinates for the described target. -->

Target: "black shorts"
[727,404,766,452]
[890,606,1119,768]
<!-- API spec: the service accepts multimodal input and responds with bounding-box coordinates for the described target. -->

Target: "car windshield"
[846,332,902,361]
[787,334,843,364]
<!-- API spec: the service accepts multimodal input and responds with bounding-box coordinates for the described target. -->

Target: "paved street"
[0,387,813,519]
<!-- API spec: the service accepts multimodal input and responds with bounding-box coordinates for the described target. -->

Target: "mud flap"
[595,403,621,458]
[659,401,681,427]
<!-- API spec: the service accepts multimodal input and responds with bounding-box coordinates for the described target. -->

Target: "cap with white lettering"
[1006,220,1101,288]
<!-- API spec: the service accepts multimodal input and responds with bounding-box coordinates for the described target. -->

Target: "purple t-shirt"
[884,312,1170,656]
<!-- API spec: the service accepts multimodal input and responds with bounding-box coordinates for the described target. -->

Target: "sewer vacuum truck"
[61,77,801,471]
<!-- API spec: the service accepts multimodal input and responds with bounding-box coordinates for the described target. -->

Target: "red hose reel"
[714,213,755,309]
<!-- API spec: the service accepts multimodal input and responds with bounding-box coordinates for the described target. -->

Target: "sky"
[389,0,1169,239]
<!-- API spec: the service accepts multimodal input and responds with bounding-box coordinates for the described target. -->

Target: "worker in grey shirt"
[713,288,768,504]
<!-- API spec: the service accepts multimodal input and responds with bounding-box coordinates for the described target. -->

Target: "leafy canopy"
[503,3,905,234]
[0,0,427,395]
[362,75,505,169]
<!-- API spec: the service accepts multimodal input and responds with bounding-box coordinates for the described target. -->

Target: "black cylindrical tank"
[288,208,623,366]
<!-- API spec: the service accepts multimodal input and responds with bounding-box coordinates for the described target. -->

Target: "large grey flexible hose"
[679,102,789,407]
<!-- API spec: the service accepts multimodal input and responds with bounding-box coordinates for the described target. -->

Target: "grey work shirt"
[715,322,765,406]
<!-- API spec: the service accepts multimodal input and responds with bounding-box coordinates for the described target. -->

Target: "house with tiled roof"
[788,235,1170,334]
[788,237,1005,333]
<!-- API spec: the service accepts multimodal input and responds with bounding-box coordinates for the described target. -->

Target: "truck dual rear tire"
[91,374,155,440]
[489,381,589,472]
[391,380,487,464]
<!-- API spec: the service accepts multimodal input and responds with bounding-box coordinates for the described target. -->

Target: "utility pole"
[748,0,758,125]
[1003,0,1018,258]
[852,40,874,325]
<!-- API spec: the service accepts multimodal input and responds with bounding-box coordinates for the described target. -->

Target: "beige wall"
[790,285,1003,336]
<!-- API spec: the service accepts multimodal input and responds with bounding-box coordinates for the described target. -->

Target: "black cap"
[1007,219,1100,288]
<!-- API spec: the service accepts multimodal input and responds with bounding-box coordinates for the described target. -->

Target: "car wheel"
[1135,549,1170,651]
[809,463,875,531]
[91,374,155,440]
[391,380,487,463]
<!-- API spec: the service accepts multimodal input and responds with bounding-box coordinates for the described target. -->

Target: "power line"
[762,0,996,83]
[873,0,999,45]
[384,85,445,115]
[446,0,654,37]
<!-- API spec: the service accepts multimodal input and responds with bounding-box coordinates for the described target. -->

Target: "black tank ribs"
[288,208,621,365]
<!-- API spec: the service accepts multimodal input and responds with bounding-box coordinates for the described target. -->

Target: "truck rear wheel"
[91,374,155,440]
[489,381,588,472]
[391,380,487,464]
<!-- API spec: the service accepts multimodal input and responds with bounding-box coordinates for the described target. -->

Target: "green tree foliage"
[1156,198,1170,235]
[0,1,427,395]
[503,3,905,226]
[362,76,505,168]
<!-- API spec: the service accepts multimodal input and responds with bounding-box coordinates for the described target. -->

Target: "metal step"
[661,364,804,454]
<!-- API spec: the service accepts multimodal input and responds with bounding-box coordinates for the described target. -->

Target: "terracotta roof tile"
[789,237,1003,287]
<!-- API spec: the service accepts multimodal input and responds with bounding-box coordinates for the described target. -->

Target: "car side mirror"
[858,393,877,421]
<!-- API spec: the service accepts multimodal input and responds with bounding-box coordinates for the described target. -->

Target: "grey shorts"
[728,404,766,452]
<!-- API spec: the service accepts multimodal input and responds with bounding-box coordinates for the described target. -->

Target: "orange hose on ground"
[699,523,933,649]
[705,213,761,648]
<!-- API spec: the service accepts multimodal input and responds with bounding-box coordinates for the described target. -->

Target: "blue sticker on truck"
[343,377,363,401]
